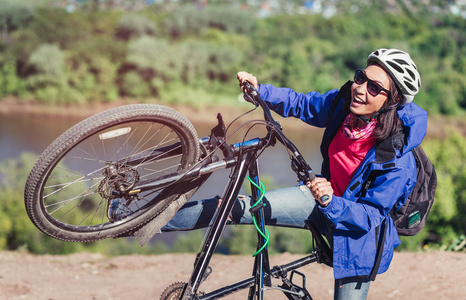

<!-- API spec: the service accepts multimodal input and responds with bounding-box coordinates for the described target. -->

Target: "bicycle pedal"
[282,270,311,299]
[280,279,306,299]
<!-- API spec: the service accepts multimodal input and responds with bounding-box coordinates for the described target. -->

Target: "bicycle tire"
[24,104,200,242]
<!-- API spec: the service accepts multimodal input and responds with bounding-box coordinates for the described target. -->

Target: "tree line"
[0,1,465,115]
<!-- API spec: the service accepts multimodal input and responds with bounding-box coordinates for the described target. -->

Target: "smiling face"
[350,64,391,122]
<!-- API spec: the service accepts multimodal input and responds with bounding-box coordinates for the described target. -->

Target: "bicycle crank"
[160,282,186,300]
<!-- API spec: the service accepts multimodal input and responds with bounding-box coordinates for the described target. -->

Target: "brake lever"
[242,81,258,94]
[242,81,259,106]
[291,156,329,203]
[243,93,258,106]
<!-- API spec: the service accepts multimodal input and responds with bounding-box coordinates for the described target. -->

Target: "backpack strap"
[369,216,388,281]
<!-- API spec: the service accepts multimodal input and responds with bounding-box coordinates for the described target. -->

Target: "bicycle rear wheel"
[25,104,200,242]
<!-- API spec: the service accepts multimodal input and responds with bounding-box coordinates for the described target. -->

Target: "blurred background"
[0,0,465,256]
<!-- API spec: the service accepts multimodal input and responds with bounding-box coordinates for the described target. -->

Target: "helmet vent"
[388,50,406,56]
[407,68,416,80]
[386,60,404,73]
[405,81,416,92]
[394,58,409,66]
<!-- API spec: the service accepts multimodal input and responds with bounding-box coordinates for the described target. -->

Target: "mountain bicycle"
[25,82,332,299]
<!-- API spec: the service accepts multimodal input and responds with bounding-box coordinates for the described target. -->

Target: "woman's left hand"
[237,71,258,91]
[306,177,333,207]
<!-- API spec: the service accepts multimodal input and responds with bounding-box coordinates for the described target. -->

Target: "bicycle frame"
[173,139,331,299]
[132,83,332,299]
[180,149,324,300]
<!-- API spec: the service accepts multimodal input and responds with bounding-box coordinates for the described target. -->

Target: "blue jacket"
[258,82,428,279]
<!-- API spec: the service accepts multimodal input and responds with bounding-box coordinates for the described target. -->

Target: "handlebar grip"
[307,171,330,204]
[320,195,330,202]
[242,81,259,106]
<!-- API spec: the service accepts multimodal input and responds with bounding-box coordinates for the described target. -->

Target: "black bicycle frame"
[150,82,331,299]
[176,143,324,299]
[179,142,263,299]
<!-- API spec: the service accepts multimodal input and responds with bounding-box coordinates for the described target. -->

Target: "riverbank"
[0,97,464,138]
[0,97,321,134]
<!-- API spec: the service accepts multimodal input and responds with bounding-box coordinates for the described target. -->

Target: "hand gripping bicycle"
[25,82,332,299]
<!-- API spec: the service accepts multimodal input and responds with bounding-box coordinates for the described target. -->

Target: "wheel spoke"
[26,104,199,241]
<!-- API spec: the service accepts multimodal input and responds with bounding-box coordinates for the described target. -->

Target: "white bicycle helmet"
[367,48,421,105]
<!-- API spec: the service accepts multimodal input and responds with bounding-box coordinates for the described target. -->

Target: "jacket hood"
[396,102,428,154]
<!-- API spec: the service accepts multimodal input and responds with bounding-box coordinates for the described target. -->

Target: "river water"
[0,108,324,246]
[0,109,324,190]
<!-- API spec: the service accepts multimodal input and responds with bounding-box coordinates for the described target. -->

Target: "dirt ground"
[0,250,464,300]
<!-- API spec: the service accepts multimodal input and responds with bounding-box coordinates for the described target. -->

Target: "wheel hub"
[98,163,140,201]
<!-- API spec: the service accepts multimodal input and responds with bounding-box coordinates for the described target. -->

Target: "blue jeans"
[334,276,371,300]
[163,185,332,241]
[162,185,370,300]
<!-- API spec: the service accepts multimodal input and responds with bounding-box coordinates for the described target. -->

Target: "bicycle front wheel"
[25,104,200,242]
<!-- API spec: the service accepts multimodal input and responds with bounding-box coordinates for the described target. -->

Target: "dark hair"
[343,62,403,141]
[372,77,402,141]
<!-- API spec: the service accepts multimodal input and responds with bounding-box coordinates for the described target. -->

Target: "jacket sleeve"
[258,84,340,128]
[319,166,416,232]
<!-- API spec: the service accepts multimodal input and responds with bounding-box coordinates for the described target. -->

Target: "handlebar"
[242,80,330,204]
[242,81,280,130]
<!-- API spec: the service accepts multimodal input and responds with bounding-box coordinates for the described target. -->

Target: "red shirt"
[328,127,376,197]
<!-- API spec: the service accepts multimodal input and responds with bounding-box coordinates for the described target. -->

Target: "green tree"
[163,4,256,39]
[27,43,65,76]
[25,43,72,103]
[0,59,25,98]
[221,226,258,255]
[0,0,34,40]
[122,36,181,97]
[172,231,205,253]
[116,13,156,41]
[401,129,466,250]
[0,153,87,253]
[31,7,92,50]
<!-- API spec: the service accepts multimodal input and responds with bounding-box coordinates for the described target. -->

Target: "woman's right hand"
[306,177,333,207]
[237,71,259,92]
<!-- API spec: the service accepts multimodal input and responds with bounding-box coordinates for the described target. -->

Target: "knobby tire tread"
[24,104,200,242]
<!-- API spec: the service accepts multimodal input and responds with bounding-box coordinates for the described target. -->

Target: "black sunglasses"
[354,69,391,97]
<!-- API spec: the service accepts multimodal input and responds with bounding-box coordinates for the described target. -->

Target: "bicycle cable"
[224,105,259,140]
[247,176,270,257]
[171,101,276,182]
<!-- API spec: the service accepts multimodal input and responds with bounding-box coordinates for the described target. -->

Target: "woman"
[163,48,427,299]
